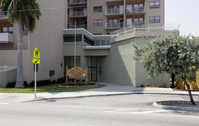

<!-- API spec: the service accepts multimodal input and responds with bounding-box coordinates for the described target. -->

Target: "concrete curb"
[152,101,199,112]
[25,91,199,102]
[26,92,136,102]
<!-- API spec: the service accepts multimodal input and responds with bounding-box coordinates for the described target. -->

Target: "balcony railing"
[105,22,123,29]
[132,21,145,27]
[0,33,14,43]
[69,24,87,29]
[105,8,123,15]
[94,40,110,46]
[69,0,87,5]
[105,0,122,2]
[126,7,145,14]
[69,11,87,18]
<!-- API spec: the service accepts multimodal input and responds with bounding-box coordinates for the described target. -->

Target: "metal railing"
[132,21,145,27]
[69,24,87,29]
[105,8,123,15]
[105,0,122,2]
[112,25,180,38]
[126,7,145,14]
[94,40,110,46]
[0,66,17,72]
[69,0,87,5]
[105,22,123,29]
[69,11,87,17]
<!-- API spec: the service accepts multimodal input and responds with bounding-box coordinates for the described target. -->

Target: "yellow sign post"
[32,48,40,64]
[32,48,41,98]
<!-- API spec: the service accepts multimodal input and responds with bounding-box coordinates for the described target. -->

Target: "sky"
[165,0,199,36]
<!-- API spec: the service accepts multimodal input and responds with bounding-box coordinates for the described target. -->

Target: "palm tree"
[0,0,41,88]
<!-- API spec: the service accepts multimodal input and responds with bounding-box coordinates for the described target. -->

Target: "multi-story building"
[68,0,164,34]
[0,0,176,87]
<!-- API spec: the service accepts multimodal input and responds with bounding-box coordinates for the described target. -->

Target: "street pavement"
[0,93,199,126]
[0,82,199,103]
[0,82,199,126]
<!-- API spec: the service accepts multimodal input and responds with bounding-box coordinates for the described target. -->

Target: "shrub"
[24,81,28,88]
[57,77,65,83]
[146,83,151,86]
[6,82,16,88]
[141,84,145,87]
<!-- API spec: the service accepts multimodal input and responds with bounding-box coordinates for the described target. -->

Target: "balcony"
[105,0,144,3]
[125,7,145,15]
[105,0,122,3]
[132,21,145,27]
[105,8,123,16]
[0,11,8,20]
[69,24,87,29]
[0,33,14,43]
[69,0,87,5]
[105,22,122,30]
[69,11,87,18]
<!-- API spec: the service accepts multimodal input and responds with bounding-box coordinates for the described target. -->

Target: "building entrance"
[87,57,97,82]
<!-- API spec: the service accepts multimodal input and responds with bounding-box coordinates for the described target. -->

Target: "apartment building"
[0,0,174,87]
[68,0,164,34]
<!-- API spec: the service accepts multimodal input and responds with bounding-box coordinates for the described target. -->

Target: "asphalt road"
[0,93,199,126]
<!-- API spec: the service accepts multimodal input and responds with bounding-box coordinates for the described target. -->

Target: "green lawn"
[0,84,105,93]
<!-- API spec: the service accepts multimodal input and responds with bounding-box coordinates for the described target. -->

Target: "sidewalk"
[0,82,199,103]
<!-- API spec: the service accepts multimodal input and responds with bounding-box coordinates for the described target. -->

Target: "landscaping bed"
[0,83,105,93]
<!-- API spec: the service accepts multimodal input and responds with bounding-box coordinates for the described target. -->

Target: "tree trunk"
[15,18,24,88]
[183,78,196,105]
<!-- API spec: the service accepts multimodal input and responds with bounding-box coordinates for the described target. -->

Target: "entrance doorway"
[87,57,97,82]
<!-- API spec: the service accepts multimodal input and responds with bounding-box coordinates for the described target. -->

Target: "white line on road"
[105,109,171,115]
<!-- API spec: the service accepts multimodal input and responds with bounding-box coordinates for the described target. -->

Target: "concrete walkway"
[0,82,199,103]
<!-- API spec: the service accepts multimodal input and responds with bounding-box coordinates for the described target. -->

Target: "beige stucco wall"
[144,0,165,27]
[0,50,29,81]
[0,0,67,83]
[0,67,17,88]
[25,0,67,82]
[87,0,107,34]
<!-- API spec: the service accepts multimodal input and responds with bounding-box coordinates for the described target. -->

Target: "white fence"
[0,66,17,88]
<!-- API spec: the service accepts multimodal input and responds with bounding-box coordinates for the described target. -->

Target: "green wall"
[99,37,170,87]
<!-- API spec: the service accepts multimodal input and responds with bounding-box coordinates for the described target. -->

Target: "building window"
[1,27,14,33]
[93,20,102,26]
[84,35,94,45]
[93,6,102,13]
[64,34,82,42]
[94,33,102,35]
[109,19,118,25]
[64,56,81,75]
[149,16,160,23]
[133,18,144,26]
[95,40,110,46]
[150,2,160,8]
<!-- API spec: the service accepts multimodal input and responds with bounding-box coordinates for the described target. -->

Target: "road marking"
[105,109,171,115]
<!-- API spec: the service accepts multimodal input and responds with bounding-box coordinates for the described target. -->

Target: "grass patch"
[0,84,105,93]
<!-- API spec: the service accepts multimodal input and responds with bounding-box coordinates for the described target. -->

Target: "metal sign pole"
[74,21,76,67]
[34,63,37,98]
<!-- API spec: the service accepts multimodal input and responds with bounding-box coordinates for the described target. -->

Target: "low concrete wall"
[0,66,17,88]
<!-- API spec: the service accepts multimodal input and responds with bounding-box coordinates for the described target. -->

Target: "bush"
[57,77,65,83]
[146,83,151,86]
[6,82,16,88]
[29,80,51,87]
[141,84,145,87]
[24,81,28,88]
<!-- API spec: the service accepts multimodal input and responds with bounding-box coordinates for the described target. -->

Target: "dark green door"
[87,57,97,82]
